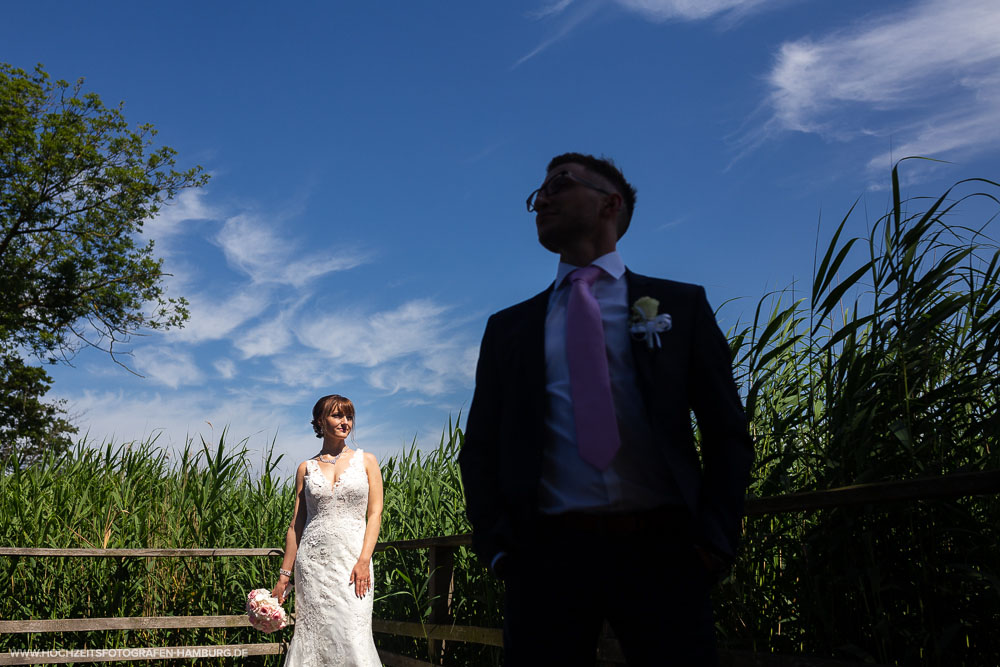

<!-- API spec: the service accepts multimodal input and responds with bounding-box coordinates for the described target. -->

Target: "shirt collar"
[555,250,626,288]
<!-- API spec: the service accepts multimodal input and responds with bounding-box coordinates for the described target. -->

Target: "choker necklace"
[316,449,348,465]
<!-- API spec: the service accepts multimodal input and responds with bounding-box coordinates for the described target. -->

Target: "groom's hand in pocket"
[693,544,727,582]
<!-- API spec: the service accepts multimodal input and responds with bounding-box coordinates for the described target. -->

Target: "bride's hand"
[350,559,371,599]
[271,579,291,604]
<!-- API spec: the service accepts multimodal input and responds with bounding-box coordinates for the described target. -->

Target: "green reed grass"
[0,424,496,666]
[375,417,502,666]
[2,433,295,664]
[717,161,1000,665]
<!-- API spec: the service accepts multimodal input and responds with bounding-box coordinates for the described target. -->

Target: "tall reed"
[0,425,494,666]
[717,162,1000,665]
[1,433,294,665]
[376,416,502,666]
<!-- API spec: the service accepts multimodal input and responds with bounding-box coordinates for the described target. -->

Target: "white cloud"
[763,0,1000,167]
[612,0,778,22]
[297,300,451,366]
[864,76,1000,172]
[59,387,421,480]
[516,0,603,68]
[268,353,354,390]
[234,311,295,359]
[216,213,368,287]
[295,300,475,397]
[214,358,237,379]
[170,287,273,344]
[517,0,782,66]
[366,343,478,397]
[135,347,204,389]
[528,0,578,20]
[61,388,308,479]
[143,188,217,241]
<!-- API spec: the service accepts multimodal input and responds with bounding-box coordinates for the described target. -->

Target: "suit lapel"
[626,270,657,404]
[522,285,553,425]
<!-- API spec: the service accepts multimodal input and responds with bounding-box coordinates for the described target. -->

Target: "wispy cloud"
[515,0,603,68]
[296,300,449,367]
[235,310,296,359]
[761,0,1000,170]
[612,0,781,22]
[60,388,313,478]
[57,182,472,478]
[295,300,476,396]
[516,0,783,66]
[269,353,354,390]
[143,188,217,242]
[367,343,478,396]
[214,358,237,379]
[216,213,369,287]
[171,287,273,344]
[135,347,205,389]
[528,0,578,20]
[58,385,431,479]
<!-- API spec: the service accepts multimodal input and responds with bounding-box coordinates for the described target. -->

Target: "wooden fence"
[2,469,999,666]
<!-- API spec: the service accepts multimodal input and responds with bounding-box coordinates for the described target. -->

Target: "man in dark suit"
[459,153,753,666]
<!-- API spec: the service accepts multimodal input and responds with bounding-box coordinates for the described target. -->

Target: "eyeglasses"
[526,171,613,212]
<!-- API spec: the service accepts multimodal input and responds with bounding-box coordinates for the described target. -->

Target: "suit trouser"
[502,507,719,667]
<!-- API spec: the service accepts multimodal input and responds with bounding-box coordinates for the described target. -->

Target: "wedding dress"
[283,450,382,667]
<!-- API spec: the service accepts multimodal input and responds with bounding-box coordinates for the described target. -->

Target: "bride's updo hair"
[311,394,356,438]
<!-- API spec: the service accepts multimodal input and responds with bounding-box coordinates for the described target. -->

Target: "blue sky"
[4,0,998,478]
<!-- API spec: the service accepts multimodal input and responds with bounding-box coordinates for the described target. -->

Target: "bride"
[272,394,384,666]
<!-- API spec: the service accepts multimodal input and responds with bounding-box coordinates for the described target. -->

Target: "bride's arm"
[272,461,308,603]
[351,452,384,598]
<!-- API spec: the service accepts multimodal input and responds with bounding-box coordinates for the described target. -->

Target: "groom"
[459,153,753,665]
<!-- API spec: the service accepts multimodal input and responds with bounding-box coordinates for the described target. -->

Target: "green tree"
[0,354,76,464]
[0,63,208,463]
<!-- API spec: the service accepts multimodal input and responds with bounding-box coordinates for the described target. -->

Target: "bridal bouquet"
[246,588,289,633]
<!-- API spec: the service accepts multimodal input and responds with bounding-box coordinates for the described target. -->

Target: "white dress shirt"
[538,250,680,514]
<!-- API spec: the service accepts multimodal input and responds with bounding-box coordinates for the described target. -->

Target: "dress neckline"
[309,449,362,490]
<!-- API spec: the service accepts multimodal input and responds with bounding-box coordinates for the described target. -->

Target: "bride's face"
[324,410,353,439]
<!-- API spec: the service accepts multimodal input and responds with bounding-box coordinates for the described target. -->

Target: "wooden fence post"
[427,545,455,664]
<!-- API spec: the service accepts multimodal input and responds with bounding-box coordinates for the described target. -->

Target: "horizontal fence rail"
[0,644,284,666]
[742,469,1000,515]
[0,616,253,634]
[3,468,998,666]
[0,548,283,558]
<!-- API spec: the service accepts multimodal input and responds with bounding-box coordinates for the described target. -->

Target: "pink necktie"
[566,266,621,470]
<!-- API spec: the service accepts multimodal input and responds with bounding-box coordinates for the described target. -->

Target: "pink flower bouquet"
[246,588,289,633]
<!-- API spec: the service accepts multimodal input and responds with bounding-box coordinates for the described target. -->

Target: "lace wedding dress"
[284,450,382,667]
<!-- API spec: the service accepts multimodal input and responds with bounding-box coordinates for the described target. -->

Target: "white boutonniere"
[630,296,671,349]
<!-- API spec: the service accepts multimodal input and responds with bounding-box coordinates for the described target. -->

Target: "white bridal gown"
[284,450,382,667]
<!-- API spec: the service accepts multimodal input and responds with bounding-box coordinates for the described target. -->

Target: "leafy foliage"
[0,354,76,462]
[0,62,207,462]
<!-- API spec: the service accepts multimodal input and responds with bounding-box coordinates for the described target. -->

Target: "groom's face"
[533,163,615,255]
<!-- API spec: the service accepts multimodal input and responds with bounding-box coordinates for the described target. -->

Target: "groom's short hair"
[547,152,637,238]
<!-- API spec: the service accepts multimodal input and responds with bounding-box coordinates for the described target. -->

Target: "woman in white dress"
[272,394,384,667]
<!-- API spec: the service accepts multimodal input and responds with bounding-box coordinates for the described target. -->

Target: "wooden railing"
[2,469,999,666]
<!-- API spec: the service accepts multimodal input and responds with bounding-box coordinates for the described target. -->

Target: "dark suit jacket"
[459,270,753,569]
